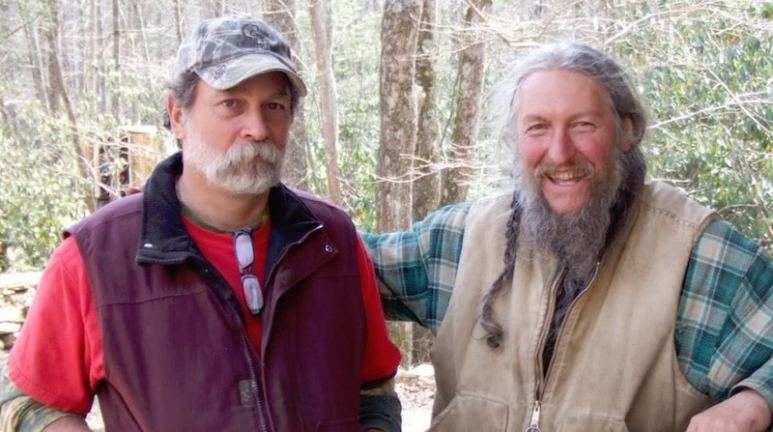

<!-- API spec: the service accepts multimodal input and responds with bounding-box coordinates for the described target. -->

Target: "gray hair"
[479,43,649,349]
[498,42,648,150]
[163,70,201,131]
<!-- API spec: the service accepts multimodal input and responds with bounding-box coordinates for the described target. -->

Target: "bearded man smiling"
[364,43,771,432]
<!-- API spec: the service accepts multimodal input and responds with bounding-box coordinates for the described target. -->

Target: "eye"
[524,123,547,135]
[213,98,245,117]
[221,99,238,108]
[265,101,286,111]
[572,121,596,131]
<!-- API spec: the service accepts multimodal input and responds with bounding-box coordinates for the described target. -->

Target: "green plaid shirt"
[363,202,773,407]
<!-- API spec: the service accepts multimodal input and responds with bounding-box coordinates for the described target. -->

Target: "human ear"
[167,94,186,141]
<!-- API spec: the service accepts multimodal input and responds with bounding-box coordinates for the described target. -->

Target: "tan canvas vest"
[430,182,715,432]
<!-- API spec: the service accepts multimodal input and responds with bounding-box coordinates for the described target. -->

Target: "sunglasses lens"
[242,275,263,314]
[234,232,254,269]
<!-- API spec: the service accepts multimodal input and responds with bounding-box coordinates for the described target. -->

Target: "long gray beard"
[515,147,646,285]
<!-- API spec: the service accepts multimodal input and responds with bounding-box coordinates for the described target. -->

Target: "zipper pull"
[525,400,541,432]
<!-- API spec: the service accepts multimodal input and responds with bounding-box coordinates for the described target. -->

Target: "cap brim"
[196,53,308,97]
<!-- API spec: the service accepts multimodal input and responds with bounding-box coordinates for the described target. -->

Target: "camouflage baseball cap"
[173,16,307,96]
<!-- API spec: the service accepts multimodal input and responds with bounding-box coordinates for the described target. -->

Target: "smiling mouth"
[544,169,591,184]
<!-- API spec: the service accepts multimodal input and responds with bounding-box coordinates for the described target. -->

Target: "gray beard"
[515,147,646,286]
[184,137,284,196]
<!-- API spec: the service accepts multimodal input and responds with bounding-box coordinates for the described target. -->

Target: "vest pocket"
[429,393,509,431]
[555,417,629,432]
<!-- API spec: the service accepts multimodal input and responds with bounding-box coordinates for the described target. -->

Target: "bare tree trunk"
[378,0,422,367]
[45,5,61,113]
[308,0,342,204]
[23,19,48,109]
[43,0,94,211]
[264,0,298,42]
[173,0,183,44]
[125,0,137,61]
[0,240,7,273]
[77,0,89,94]
[263,0,310,189]
[111,0,120,119]
[377,0,421,232]
[412,0,439,221]
[324,1,332,52]
[132,0,150,62]
[0,93,21,141]
[87,0,96,97]
[439,0,491,206]
[97,0,106,112]
[409,0,439,365]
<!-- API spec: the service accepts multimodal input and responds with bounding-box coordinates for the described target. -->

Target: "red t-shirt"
[9,217,400,414]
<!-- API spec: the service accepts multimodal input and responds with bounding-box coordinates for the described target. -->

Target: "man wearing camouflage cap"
[0,16,401,431]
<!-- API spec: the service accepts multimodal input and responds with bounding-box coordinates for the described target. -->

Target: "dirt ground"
[395,363,435,431]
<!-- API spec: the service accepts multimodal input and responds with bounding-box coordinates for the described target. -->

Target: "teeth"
[548,171,585,182]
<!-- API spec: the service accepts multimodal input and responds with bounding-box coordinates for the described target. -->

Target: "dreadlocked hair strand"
[479,192,521,349]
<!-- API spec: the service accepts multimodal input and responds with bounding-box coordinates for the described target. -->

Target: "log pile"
[0,272,40,351]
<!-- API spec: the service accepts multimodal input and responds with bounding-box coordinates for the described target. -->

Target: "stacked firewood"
[0,272,39,351]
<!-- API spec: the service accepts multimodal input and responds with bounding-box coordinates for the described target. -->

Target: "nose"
[240,110,270,142]
[546,127,575,164]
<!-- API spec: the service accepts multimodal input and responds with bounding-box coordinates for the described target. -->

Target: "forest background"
[0,0,770,364]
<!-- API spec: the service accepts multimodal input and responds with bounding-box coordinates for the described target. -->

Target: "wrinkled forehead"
[514,69,616,120]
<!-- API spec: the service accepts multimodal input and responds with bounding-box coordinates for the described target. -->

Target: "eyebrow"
[520,111,604,122]
[520,114,547,123]
[269,89,292,99]
[222,86,292,99]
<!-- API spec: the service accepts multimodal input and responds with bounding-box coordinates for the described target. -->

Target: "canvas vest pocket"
[429,393,509,432]
[554,417,630,432]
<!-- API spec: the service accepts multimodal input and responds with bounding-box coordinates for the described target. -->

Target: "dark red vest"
[67,155,365,431]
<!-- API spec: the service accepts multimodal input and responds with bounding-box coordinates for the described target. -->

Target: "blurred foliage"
[0,0,769,271]
[616,2,772,248]
[0,103,87,271]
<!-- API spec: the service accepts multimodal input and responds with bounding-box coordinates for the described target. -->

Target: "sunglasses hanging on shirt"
[233,229,263,315]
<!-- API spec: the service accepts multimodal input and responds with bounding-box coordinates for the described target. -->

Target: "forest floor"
[395,363,434,431]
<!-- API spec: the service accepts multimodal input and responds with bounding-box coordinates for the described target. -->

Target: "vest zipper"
[525,400,541,432]
[528,261,601,432]
[528,265,564,432]
[255,222,323,430]
[197,223,324,432]
[197,259,272,432]
[240,332,270,432]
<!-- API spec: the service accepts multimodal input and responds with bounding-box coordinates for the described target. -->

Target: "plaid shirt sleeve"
[361,203,470,333]
[0,370,73,432]
[676,219,773,407]
[365,210,772,407]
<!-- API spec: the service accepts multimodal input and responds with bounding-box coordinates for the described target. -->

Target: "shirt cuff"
[359,393,402,432]
[359,378,401,432]
[730,362,773,411]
